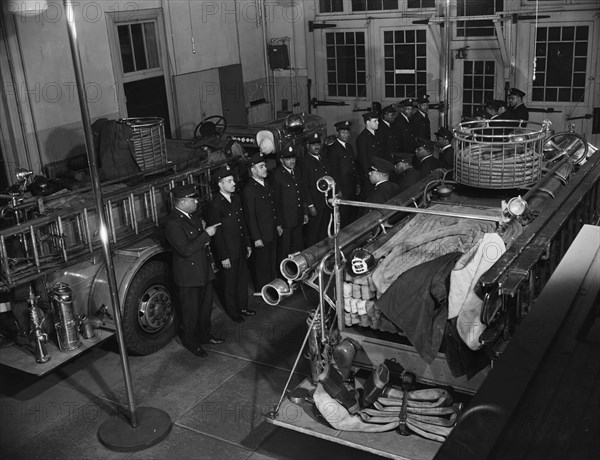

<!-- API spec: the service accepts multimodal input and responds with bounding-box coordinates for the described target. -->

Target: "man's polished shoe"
[207,336,225,345]
[189,346,208,357]
[241,309,256,316]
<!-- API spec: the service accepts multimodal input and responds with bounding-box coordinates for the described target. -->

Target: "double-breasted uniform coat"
[326,139,358,226]
[299,152,332,247]
[242,178,279,290]
[392,113,416,156]
[356,129,383,199]
[271,164,306,265]
[376,121,399,163]
[410,110,431,142]
[366,180,402,205]
[206,192,250,321]
[164,209,215,348]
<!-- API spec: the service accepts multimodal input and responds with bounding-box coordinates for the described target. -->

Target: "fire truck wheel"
[123,260,175,355]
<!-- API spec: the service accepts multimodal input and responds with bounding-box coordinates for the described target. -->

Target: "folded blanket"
[371,205,497,294]
[448,233,506,350]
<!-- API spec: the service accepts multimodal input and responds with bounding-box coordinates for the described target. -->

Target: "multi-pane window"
[319,0,343,13]
[383,29,427,99]
[117,22,160,74]
[462,60,495,118]
[407,0,435,8]
[351,0,398,12]
[532,26,588,103]
[326,32,366,98]
[457,0,503,37]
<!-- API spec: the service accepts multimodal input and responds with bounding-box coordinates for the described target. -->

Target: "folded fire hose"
[311,381,460,442]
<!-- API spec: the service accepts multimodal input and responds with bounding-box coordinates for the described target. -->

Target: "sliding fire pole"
[62,0,171,451]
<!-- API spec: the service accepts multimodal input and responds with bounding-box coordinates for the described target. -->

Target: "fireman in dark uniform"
[415,138,442,178]
[299,133,331,247]
[377,105,399,163]
[356,111,382,199]
[391,98,416,158]
[366,158,401,205]
[410,94,432,142]
[435,126,454,170]
[326,120,358,227]
[164,184,224,357]
[272,146,308,268]
[242,153,282,293]
[505,87,529,126]
[206,165,255,323]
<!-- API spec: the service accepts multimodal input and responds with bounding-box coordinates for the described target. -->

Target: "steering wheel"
[194,115,228,142]
[542,131,588,165]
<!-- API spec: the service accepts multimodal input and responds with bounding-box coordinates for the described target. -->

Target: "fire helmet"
[347,248,376,276]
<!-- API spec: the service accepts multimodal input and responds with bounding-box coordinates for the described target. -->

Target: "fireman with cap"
[327,120,359,226]
[435,126,454,170]
[410,94,432,142]
[366,157,401,205]
[206,165,255,323]
[299,132,332,247]
[505,87,529,124]
[391,98,416,156]
[377,105,399,163]
[272,145,308,269]
[356,111,382,199]
[164,184,224,357]
[415,137,442,178]
[242,153,282,293]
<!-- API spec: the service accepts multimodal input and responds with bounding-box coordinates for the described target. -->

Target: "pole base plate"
[98,406,172,452]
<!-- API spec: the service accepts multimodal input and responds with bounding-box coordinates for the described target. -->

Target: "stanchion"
[62,0,171,450]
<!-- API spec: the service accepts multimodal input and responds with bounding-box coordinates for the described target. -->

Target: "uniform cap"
[508,88,525,98]
[214,164,233,181]
[248,152,265,165]
[281,145,297,158]
[334,120,352,130]
[397,98,414,107]
[415,137,435,150]
[307,132,322,144]
[171,184,199,199]
[381,105,396,115]
[370,157,395,175]
[362,111,379,122]
[415,94,430,104]
[435,126,453,140]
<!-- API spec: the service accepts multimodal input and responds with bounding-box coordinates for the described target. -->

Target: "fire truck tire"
[123,260,175,355]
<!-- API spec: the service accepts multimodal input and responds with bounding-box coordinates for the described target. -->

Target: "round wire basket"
[118,117,167,171]
[453,120,550,189]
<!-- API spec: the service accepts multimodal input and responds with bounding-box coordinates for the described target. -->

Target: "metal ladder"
[0,160,223,290]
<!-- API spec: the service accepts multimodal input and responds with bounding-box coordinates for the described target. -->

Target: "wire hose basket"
[453,120,551,189]
[118,117,167,171]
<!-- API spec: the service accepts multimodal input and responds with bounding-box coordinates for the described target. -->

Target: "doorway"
[107,9,174,137]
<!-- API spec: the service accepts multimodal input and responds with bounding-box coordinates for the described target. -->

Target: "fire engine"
[0,113,326,375]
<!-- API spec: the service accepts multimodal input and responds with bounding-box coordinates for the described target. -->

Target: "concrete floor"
[0,291,385,460]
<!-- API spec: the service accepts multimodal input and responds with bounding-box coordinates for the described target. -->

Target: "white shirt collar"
[220,190,232,202]
[367,128,376,136]
[383,120,391,127]
[375,179,388,187]
[177,208,192,219]
[337,138,346,147]
[440,144,452,152]
[253,177,265,186]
